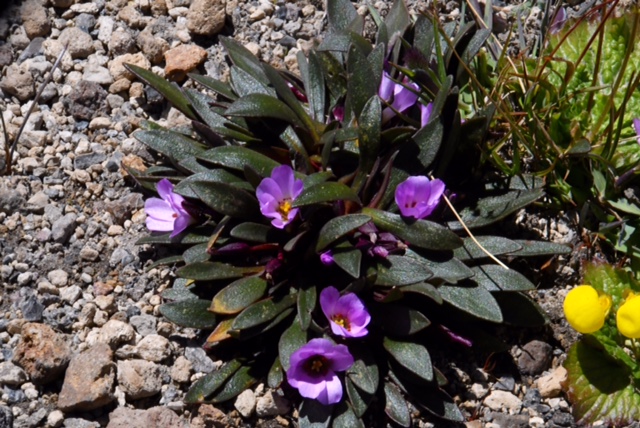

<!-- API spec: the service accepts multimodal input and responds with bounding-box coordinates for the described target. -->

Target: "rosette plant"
[126,0,569,425]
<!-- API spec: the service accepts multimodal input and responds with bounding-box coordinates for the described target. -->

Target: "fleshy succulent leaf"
[316,214,371,252]
[383,337,433,382]
[159,299,217,329]
[210,276,267,314]
[184,359,242,404]
[384,382,411,427]
[232,294,297,331]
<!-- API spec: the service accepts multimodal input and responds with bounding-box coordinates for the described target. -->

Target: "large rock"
[106,406,186,428]
[187,0,226,36]
[164,44,207,82]
[21,0,50,39]
[62,80,108,121]
[117,359,163,399]
[12,323,71,385]
[0,64,35,101]
[58,27,94,59]
[518,340,553,375]
[57,343,116,411]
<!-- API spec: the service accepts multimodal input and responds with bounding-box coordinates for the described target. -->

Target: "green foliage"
[130,0,568,424]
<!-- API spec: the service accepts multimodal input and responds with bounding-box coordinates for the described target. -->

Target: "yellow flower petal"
[616,295,640,338]
[563,285,607,334]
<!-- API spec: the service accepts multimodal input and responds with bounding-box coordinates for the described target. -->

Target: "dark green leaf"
[411,117,444,171]
[211,276,267,314]
[293,182,361,207]
[346,378,372,418]
[384,0,411,39]
[176,261,251,281]
[125,63,197,119]
[233,294,297,330]
[401,282,443,304]
[458,29,491,81]
[472,265,536,292]
[495,292,548,327]
[220,36,268,83]
[136,228,213,245]
[333,247,362,279]
[299,399,333,428]
[332,402,363,428]
[263,64,314,128]
[345,44,376,120]
[356,96,381,182]
[509,240,572,256]
[174,170,250,198]
[135,129,207,162]
[184,360,242,403]
[316,214,371,252]
[280,126,311,170]
[161,280,198,302]
[453,236,522,261]
[412,387,464,422]
[384,382,410,427]
[375,255,433,286]
[210,365,257,403]
[383,337,433,382]
[146,255,184,270]
[230,222,271,243]
[197,146,280,176]
[438,283,503,322]
[226,94,304,127]
[159,299,217,329]
[297,285,317,330]
[363,208,462,250]
[304,51,326,122]
[278,317,308,371]
[268,357,284,389]
[373,304,431,336]
[189,73,238,100]
[303,171,334,189]
[182,243,210,264]
[418,254,474,283]
[190,181,260,219]
[230,65,275,97]
[347,358,379,395]
[326,0,362,34]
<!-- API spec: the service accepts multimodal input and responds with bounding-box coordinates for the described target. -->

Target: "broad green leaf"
[125,63,197,119]
[316,214,371,252]
[453,236,522,261]
[278,317,308,371]
[304,51,326,122]
[205,318,235,346]
[356,96,381,183]
[439,283,503,323]
[345,44,376,120]
[299,399,332,428]
[159,299,217,329]
[609,199,640,216]
[411,117,444,171]
[411,387,465,422]
[211,277,267,314]
[383,337,433,382]
[509,240,572,256]
[176,261,253,281]
[263,64,314,129]
[220,36,268,83]
[384,382,410,428]
[293,182,361,207]
[363,208,462,250]
[347,354,379,395]
[471,265,536,292]
[297,285,317,330]
[375,255,433,286]
[146,255,184,270]
[232,294,297,330]
[230,222,272,243]
[190,181,260,219]
[373,304,431,336]
[326,0,362,34]
[135,129,207,162]
[225,94,304,128]
[136,227,213,245]
[384,0,411,38]
[267,357,283,389]
[401,282,443,304]
[182,243,210,264]
[346,377,372,418]
[332,402,363,428]
[419,255,475,283]
[333,247,362,279]
[184,359,242,403]
[189,73,238,100]
[210,365,257,403]
[161,279,197,301]
[565,341,640,426]
[197,145,280,176]
[303,171,334,189]
[174,170,251,198]
[494,293,548,327]
[230,65,275,97]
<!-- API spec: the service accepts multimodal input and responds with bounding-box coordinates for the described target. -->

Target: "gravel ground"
[0,0,587,427]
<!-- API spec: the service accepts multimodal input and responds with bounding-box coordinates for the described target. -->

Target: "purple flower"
[287,338,354,405]
[320,286,371,338]
[550,6,567,35]
[320,250,334,266]
[256,165,304,229]
[633,118,640,144]
[144,178,196,237]
[395,176,445,219]
[420,103,433,127]
[379,71,418,122]
[355,222,406,259]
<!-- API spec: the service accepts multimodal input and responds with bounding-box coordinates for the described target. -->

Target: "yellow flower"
[616,293,640,338]
[563,285,611,334]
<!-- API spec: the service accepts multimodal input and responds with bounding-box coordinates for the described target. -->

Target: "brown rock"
[57,343,116,411]
[109,52,151,82]
[12,323,71,385]
[164,44,207,82]
[58,27,94,59]
[21,0,50,39]
[107,406,186,428]
[0,64,35,101]
[187,0,226,36]
[537,366,568,398]
[117,359,163,399]
[136,29,169,65]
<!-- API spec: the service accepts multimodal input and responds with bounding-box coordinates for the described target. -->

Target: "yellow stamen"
[277,199,292,221]
[332,315,351,331]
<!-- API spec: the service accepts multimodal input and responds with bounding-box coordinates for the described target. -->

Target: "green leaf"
[136,227,213,245]
[174,170,252,198]
[345,377,372,418]
[230,65,275,97]
[373,304,431,336]
[363,208,462,250]
[135,129,207,162]
[220,36,268,84]
[316,214,371,252]
[297,285,317,330]
[438,283,503,322]
[184,359,242,403]
[419,255,474,283]
[375,255,433,286]
[383,337,433,382]
[326,0,362,34]
[278,318,308,371]
[197,145,281,176]
[299,399,332,428]
[232,294,297,331]
[332,402,363,428]
[268,357,284,389]
[345,44,376,120]
[384,382,411,428]
[225,94,305,128]
[401,282,443,304]
[210,365,257,403]
[333,246,362,279]
[176,261,251,281]
[182,243,210,264]
[453,236,522,261]
[293,182,361,207]
[125,63,197,119]
[411,117,444,171]
[263,64,314,128]
[347,355,379,395]
[356,96,381,181]
[211,277,267,314]
[146,255,184,270]
[189,73,238,101]
[230,222,272,243]
[159,299,217,329]
[565,341,640,426]
[494,292,548,327]
[509,240,572,256]
[190,181,260,219]
[304,51,326,122]
[384,0,411,38]
[471,265,536,292]
[412,387,465,422]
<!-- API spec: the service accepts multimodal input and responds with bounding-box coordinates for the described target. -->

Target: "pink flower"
[320,286,370,338]
[144,179,196,237]
[633,118,640,144]
[379,71,419,122]
[256,165,304,229]
[287,338,354,405]
[395,176,445,219]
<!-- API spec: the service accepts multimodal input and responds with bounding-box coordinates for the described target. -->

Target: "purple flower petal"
[145,198,175,222]
[634,118,640,144]
[171,213,192,237]
[271,165,297,199]
[145,216,174,232]
[156,178,174,201]
[392,81,418,114]
[550,6,567,35]
[395,176,445,219]
[318,374,342,405]
[256,165,303,229]
[320,251,334,265]
[379,72,395,101]
[145,179,197,235]
[320,287,370,338]
[420,102,433,127]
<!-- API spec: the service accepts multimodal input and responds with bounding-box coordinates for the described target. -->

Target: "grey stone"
[74,152,107,170]
[25,191,48,214]
[255,390,290,417]
[63,418,100,428]
[136,334,171,362]
[0,361,28,386]
[488,413,529,428]
[0,405,13,427]
[94,319,135,349]
[518,340,553,375]
[62,80,108,121]
[51,213,77,244]
[51,0,73,7]
[170,356,192,384]
[18,37,44,62]
[109,247,134,267]
[117,359,163,399]
[103,193,144,224]
[58,27,94,59]
[184,346,215,373]
[75,13,96,33]
[106,406,186,428]
[0,44,13,67]
[0,64,35,101]
[187,0,226,36]
[20,295,44,322]
[47,270,68,287]
[234,389,256,418]
[129,314,157,336]
[82,64,113,86]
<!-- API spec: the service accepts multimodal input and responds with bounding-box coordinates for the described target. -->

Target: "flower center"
[277,199,293,221]
[172,213,178,218]
[305,355,329,376]
[331,314,351,331]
